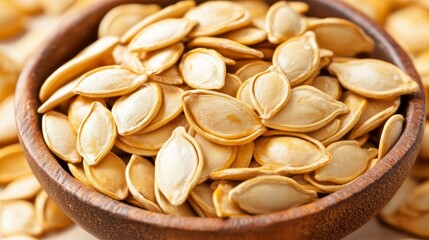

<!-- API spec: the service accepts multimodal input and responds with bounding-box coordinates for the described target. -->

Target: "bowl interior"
[15,0,425,239]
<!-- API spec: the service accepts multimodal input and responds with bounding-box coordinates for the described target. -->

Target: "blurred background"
[0,0,428,239]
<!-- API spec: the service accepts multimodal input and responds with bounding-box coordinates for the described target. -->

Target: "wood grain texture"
[15,0,426,239]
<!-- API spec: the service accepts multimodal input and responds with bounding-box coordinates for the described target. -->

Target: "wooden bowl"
[15,0,425,239]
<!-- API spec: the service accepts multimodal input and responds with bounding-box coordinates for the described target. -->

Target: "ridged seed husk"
[129,18,197,52]
[229,175,318,214]
[220,27,267,45]
[185,1,250,37]
[307,119,341,142]
[273,31,320,86]
[154,180,196,216]
[140,42,185,75]
[40,36,119,102]
[314,140,378,184]
[187,37,264,59]
[310,76,342,100]
[348,97,400,139]
[68,163,90,186]
[236,79,256,110]
[149,65,184,85]
[254,133,331,174]
[112,82,162,135]
[230,142,254,168]
[266,1,307,44]
[213,182,247,218]
[179,48,226,90]
[182,90,266,145]
[77,102,117,166]
[189,184,217,217]
[125,155,161,212]
[68,96,107,133]
[262,86,348,132]
[216,73,242,97]
[42,111,81,163]
[235,60,271,82]
[329,59,419,99]
[308,18,374,57]
[98,4,161,38]
[37,79,78,114]
[155,127,203,206]
[249,65,291,119]
[378,114,405,159]
[74,65,148,98]
[83,152,128,200]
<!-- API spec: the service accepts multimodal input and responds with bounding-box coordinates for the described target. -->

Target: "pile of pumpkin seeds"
[37,0,419,218]
[340,0,429,237]
[0,1,106,238]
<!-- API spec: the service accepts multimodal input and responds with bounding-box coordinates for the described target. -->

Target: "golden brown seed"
[0,95,18,145]
[0,175,41,202]
[0,201,42,236]
[310,76,342,100]
[273,31,320,86]
[83,152,128,200]
[220,27,267,45]
[42,111,81,164]
[378,114,405,159]
[216,74,242,97]
[182,90,266,145]
[189,184,217,217]
[68,96,107,133]
[139,42,184,75]
[262,86,348,132]
[34,191,73,231]
[229,175,318,214]
[187,37,264,59]
[213,182,246,218]
[266,1,307,44]
[149,65,184,85]
[235,61,272,82]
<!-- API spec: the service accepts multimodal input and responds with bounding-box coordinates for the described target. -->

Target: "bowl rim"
[15,0,426,234]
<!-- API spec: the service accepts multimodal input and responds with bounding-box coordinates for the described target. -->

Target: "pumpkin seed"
[74,65,148,98]
[185,1,250,37]
[155,127,203,206]
[321,92,367,146]
[0,95,18,145]
[138,42,184,75]
[140,84,185,134]
[182,90,266,145]
[68,96,107,133]
[67,163,90,186]
[329,59,419,99]
[303,172,348,193]
[236,0,268,30]
[154,181,196,216]
[216,73,242,97]
[0,144,32,184]
[273,31,320,86]
[129,18,196,52]
[188,37,264,59]
[378,114,405,159]
[230,141,254,168]
[213,182,246,217]
[112,82,162,135]
[229,175,317,214]
[266,1,307,44]
[125,155,161,212]
[42,111,81,163]
[121,0,196,43]
[189,184,217,217]
[249,65,291,119]
[0,200,42,236]
[307,119,342,142]
[114,139,159,157]
[34,191,73,231]
[235,61,272,82]
[220,27,267,46]
[149,65,184,85]
[310,76,342,100]
[308,18,374,57]
[0,1,24,40]
[0,175,41,202]
[262,86,348,132]
[77,102,117,166]
[83,152,128,200]
[314,140,378,184]
[119,115,188,152]
[191,132,236,183]
[98,4,161,38]
[254,133,331,174]
[348,97,400,139]
[179,48,226,90]
[37,79,78,114]
[210,165,281,181]
[236,78,256,110]
[40,36,119,102]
